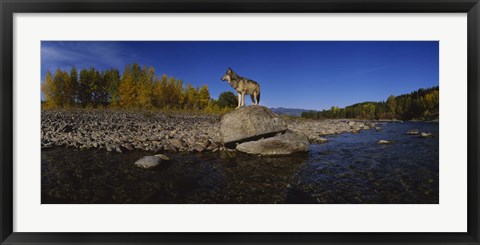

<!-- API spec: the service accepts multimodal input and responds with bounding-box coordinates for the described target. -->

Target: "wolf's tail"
[251,90,261,104]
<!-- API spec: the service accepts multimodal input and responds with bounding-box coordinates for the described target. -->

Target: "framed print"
[1,0,479,244]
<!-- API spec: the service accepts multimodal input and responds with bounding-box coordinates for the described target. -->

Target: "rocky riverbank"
[286,118,376,143]
[41,109,376,153]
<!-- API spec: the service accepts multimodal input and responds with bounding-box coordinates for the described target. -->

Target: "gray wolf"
[221,67,261,108]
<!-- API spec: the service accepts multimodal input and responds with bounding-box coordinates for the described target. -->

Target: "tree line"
[41,64,238,112]
[301,86,439,121]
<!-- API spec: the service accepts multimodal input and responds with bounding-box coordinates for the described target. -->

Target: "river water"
[42,122,438,204]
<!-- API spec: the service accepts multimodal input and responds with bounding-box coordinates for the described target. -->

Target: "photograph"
[40,41,439,204]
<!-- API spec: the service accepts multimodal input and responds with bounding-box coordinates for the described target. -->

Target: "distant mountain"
[270,107,310,117]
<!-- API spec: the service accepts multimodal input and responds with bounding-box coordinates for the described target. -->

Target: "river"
[42,121,438,204]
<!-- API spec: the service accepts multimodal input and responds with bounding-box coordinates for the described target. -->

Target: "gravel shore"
[41,109,375,153]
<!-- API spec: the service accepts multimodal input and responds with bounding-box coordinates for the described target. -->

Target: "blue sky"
[41,41,438,110]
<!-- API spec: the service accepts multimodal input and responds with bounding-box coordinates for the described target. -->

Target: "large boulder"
[236,130,309,155]
[220,106,287,148]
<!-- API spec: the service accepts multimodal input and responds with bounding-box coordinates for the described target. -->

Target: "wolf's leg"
[241,92,246,107]
[237,93,241,109]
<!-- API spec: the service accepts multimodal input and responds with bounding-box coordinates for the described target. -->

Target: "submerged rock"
[420,132,433,138]
[134,154,169,169]
[220,106,287,148]
[377,140,392,144]
[406,129,419,135]
[316,137,328,143]
[236,130,309,155]
[155,153,170,160]
[310,136,328,143]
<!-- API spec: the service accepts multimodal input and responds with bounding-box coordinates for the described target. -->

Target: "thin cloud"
[41,41,131,69]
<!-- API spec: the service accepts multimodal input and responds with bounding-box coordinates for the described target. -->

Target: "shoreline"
[41,109,380,153]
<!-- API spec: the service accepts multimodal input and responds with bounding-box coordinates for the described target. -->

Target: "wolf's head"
[221,67,234,82]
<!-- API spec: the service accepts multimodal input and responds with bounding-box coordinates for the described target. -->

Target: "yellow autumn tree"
[163,77,183,109]
[137,65,154,108]
[46,68,70,108]
[183,84,197,109]
[175,79,185,108]
[41,63,223,113]
[152,74,167,108]
[198,84,210,109]
[119,64,137,108]
[41,71,56,108]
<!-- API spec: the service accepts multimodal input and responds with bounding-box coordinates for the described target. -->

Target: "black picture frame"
[1,0,479,244]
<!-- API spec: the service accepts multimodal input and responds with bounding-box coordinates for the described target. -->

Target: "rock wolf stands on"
[221,67,261,108]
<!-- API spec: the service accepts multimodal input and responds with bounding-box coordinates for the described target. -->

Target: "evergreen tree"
[387,95,397,115]
[78,68,92,107]
[217,91,237,108]
[105,68,121,107]
[69,66,78,105]
[301,87,439,121]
